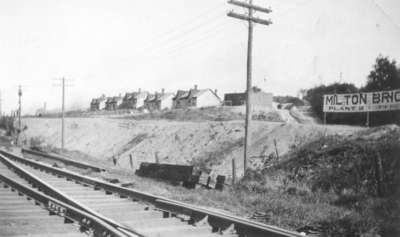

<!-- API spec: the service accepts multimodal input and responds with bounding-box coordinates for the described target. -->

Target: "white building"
[174,85,221,109]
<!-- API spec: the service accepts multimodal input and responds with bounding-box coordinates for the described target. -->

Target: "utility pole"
[18,85,22,130]
[16,85,22,144]
[228,0,272,174]
[54,78,73,150]
[0,89,2,117]
[62,78,65,150]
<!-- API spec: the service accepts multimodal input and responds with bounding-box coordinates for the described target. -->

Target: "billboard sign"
[323,89,400,113]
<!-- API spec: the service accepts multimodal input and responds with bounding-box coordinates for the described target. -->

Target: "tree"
[251,86,262,93]
[304,83,363,125]
[364,56,400,91]
[363,56,400,125]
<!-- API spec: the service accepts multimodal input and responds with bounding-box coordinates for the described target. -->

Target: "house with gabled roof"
[157,91,175,110]
[144,89,175,111]
[172,90,190,109]
[144,93,158,111]
[173,85,221,109]
[105,95,123,110]
[121,89,148,109]
[90,95,107,111]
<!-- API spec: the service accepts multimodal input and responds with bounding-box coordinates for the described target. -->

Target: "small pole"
[16,86,22,145]
[129,154,133,169]
[0,89,2,117]
[112,153,117,166]
[366,111,370,127]
[323,112,327,125]
[61,78,65,150]
[155,152,159,164]
[232,158,236,185]
[273,139,279,160]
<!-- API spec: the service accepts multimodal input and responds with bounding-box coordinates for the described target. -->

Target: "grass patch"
[19,125,399,236]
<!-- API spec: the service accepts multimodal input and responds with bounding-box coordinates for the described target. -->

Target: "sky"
[0,0,400,114]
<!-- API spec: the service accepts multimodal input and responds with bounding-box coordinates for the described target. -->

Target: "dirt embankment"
[20,117,362,177]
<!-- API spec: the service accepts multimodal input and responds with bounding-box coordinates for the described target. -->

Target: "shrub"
[273,96,305,107]
[304,82,365,125]
[0,116,16,136]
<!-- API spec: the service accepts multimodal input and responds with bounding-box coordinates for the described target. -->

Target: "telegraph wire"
[370,0,400,33]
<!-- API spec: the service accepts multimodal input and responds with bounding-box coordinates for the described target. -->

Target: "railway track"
[0,148,303,237]
[22,148,105,172]
[0,161,125,237]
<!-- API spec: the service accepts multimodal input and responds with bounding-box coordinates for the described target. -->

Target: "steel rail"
[0,153,144,237]
[22,148,105,172]
[0,174,126,237]
[0,149,303,237]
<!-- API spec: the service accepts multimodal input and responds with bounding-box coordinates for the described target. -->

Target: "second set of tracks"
[0,148,302,237]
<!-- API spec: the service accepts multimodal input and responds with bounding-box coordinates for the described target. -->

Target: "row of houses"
[90,85,273,111]
[90,85,222,111]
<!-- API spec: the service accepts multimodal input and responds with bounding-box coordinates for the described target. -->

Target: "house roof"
[91,96,107,104]
[188,89,208,98]
[134,92,148,99]
[173,88,220,101]
[190,89,221,100]
[173,90,189,100]
[112,96,122,102]
[158,93,174,101]
[145,94,157,102]
[123,92,134,100]
[105,98,112,104]
[124,91,148,100]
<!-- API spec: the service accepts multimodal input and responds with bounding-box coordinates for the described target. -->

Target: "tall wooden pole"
[61,78,65,150]
[227,0,272,175]
[243,0,254,174]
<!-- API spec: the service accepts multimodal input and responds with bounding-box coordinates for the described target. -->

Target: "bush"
[29,136,46,150]
[304,83,365,125]
[0,116,16,136]
[361,56,400,126]
[278,126,400,197]
[304,56,400,126]
[273,96,305,107]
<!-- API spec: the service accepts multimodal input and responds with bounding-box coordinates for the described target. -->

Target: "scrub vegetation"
[304,55,400,125]
[37,124,399,237]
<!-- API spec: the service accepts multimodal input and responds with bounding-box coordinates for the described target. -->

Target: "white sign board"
[323,89,400,113]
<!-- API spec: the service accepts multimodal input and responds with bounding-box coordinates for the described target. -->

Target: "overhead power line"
[370,0,400,33]
[146,22,233,63]
[134,2,227,56]
[137,14,227,59]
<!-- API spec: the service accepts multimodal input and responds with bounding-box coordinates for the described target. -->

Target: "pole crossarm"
[228,0,272,13]
[227,0,272,173]
[227,11,272,26]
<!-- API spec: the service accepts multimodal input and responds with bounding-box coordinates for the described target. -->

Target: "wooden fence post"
[232,158,236,185]
[129,154,133,170]
[273,139,279,160]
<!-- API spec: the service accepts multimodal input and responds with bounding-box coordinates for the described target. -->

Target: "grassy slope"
[15,124,399,236]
